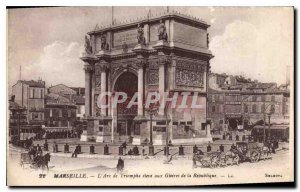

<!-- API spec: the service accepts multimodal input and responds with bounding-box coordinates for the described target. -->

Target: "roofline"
[88,11,210,35]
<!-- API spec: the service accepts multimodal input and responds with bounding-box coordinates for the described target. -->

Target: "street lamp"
[145,104,158,156]
[263,103,275,145]
[267,105,275,142]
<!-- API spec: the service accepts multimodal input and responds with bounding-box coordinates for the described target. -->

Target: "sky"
[7,7,293,92]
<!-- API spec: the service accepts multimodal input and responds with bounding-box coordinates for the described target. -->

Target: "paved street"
[8,144,293,186]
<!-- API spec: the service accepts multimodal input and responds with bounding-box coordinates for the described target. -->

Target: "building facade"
[44,93,77,129]
[208,73,290,140]
[80,12,213,144]
[48,84,85,120]
[11,80,45,126]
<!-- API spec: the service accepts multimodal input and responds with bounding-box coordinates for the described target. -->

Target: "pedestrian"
[43,141,48,151]
[142,145,145,156]
[122,142,127,154]
[133,145,139,155]
[207,142,212,152]
[230,143,236,151]
[72,146,78,158]
[117,157,124,172]
[128,149,133,155]
[64,143,69,153]
[53,142,57,153]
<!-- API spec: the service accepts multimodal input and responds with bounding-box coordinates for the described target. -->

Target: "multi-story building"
[48,84,85,120]
[208,73,290,141]
[11,80,45,126]
[44,93,77,131]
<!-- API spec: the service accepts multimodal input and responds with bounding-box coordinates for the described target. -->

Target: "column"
[137,61,144,116]
[84,63,92,117]
[100,64,107,116]
[159,59,166,116]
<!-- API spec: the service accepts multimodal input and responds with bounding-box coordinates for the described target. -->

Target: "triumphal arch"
[80,12,213,145]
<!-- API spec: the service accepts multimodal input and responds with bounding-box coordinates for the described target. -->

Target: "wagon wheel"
[250,150,260,162]
[200,159,210,167]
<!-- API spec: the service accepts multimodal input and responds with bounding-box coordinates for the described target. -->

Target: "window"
[32,113,39,120]
[219,105,224,113]
[253,95,257,102]
[50,109,52,117]
[212,95,215,102]
[212,106,216,113]
[252,104,257,113]
[219,120,223,124]
[261,95,265,102]
[244,105,248,113]
[68,110,71,118]
[261,104,265,113]
[271,96,275,102]
[201,123,206,130]
[40,89,43,99]
[256,96,261,101]
[59,109,62,117]
[30,88,34,98]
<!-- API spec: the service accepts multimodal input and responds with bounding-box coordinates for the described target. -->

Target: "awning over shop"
[253,125,289,130]
[43,127,74,131]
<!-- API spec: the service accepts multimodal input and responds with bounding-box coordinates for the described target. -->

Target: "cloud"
[10,41,85,88]
[210,17,293,85]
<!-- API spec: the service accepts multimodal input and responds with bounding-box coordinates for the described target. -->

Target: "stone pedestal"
[80,130,88,141]
[132,137,141,145]
[96,134,104,143]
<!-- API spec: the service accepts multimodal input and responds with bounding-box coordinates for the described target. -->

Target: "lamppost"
[263,103,275,144]
[145,105,158,156]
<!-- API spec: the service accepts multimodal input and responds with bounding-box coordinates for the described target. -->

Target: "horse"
[224,150,240,166]
[34,153,51,170]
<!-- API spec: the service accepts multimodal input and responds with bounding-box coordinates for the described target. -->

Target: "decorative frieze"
[175,59,206,88]
[148,69,159,85]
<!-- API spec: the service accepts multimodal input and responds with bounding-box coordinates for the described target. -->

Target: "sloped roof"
[48,84,77,95]
[19,80,45,88]
[247,83,275,90]
[45,93,72,104]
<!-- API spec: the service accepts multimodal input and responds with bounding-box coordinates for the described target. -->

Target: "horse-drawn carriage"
[20,151,51,170]
[193,141,272,168]
[232,141,272,163]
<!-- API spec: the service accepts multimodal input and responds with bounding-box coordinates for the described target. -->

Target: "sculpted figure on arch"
[158,20,168,42]
[84,35,93,54]
[137,23,146,45]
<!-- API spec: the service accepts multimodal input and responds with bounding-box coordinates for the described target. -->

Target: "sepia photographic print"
[6,6,294,186]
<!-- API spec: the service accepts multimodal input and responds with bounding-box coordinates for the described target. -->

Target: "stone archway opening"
[114,71,138,136]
